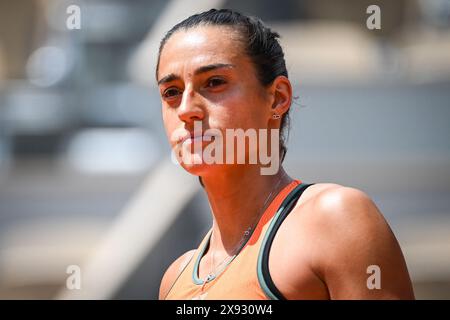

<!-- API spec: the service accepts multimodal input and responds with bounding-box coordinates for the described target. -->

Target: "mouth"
[177,132,215,145]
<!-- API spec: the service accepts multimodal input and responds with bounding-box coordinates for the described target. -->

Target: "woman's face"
[157,26,278,175]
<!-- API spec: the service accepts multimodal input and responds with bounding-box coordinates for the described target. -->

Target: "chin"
[178,157,230,178]
[179,161,211,176]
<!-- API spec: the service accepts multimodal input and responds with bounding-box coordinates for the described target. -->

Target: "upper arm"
[312,186,415,299]
[159,249,196,300]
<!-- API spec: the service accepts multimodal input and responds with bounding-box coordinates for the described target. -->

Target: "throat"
[206,170,292,253]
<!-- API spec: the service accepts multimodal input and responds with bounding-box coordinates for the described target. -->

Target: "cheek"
[214,89,268,130]
[161,109,177,143]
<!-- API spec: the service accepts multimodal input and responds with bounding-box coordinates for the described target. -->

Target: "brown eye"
[206,77,226,88]
[163,87,181,99]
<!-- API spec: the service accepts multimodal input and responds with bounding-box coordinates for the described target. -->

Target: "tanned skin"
[156,25,415,300]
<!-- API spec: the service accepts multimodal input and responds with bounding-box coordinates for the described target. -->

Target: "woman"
[156,9,414,300]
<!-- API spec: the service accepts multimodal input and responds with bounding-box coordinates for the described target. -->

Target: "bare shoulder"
[307,183,414,298]
[304,183,393,240]
[292,182,389,228]
[306,183,383,220]
[269,183,414,299]
[159,249,196,300]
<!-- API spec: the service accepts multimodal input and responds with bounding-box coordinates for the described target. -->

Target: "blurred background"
[0,0,449,299]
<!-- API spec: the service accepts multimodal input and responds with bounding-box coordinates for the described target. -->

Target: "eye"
[162,87,181,99]
[206,77,226,88]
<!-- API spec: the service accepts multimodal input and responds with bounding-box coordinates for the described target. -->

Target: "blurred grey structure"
[0,0,449,299]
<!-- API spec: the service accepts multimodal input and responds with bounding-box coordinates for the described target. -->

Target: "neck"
[201,165,293,255]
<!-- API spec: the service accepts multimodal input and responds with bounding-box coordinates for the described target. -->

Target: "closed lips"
[180,133,214,144]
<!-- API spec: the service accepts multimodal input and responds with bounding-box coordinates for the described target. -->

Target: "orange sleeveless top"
[164,179,314,300]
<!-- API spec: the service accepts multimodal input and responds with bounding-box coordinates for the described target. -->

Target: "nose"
[178,86,204,123]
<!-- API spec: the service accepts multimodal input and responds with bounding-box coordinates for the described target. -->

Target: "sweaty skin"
[157,26,415,300]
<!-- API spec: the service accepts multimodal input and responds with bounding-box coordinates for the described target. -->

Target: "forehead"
[157,25,246,78]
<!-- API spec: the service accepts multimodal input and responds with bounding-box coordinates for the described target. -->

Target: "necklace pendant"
[201,273,213,291]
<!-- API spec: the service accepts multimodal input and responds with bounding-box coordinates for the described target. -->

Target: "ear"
[269,76,292,119]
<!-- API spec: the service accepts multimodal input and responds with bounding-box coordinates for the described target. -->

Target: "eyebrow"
[157,63,235,86]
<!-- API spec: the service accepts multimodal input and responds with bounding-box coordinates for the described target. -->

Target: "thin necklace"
[201,172,287,290]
